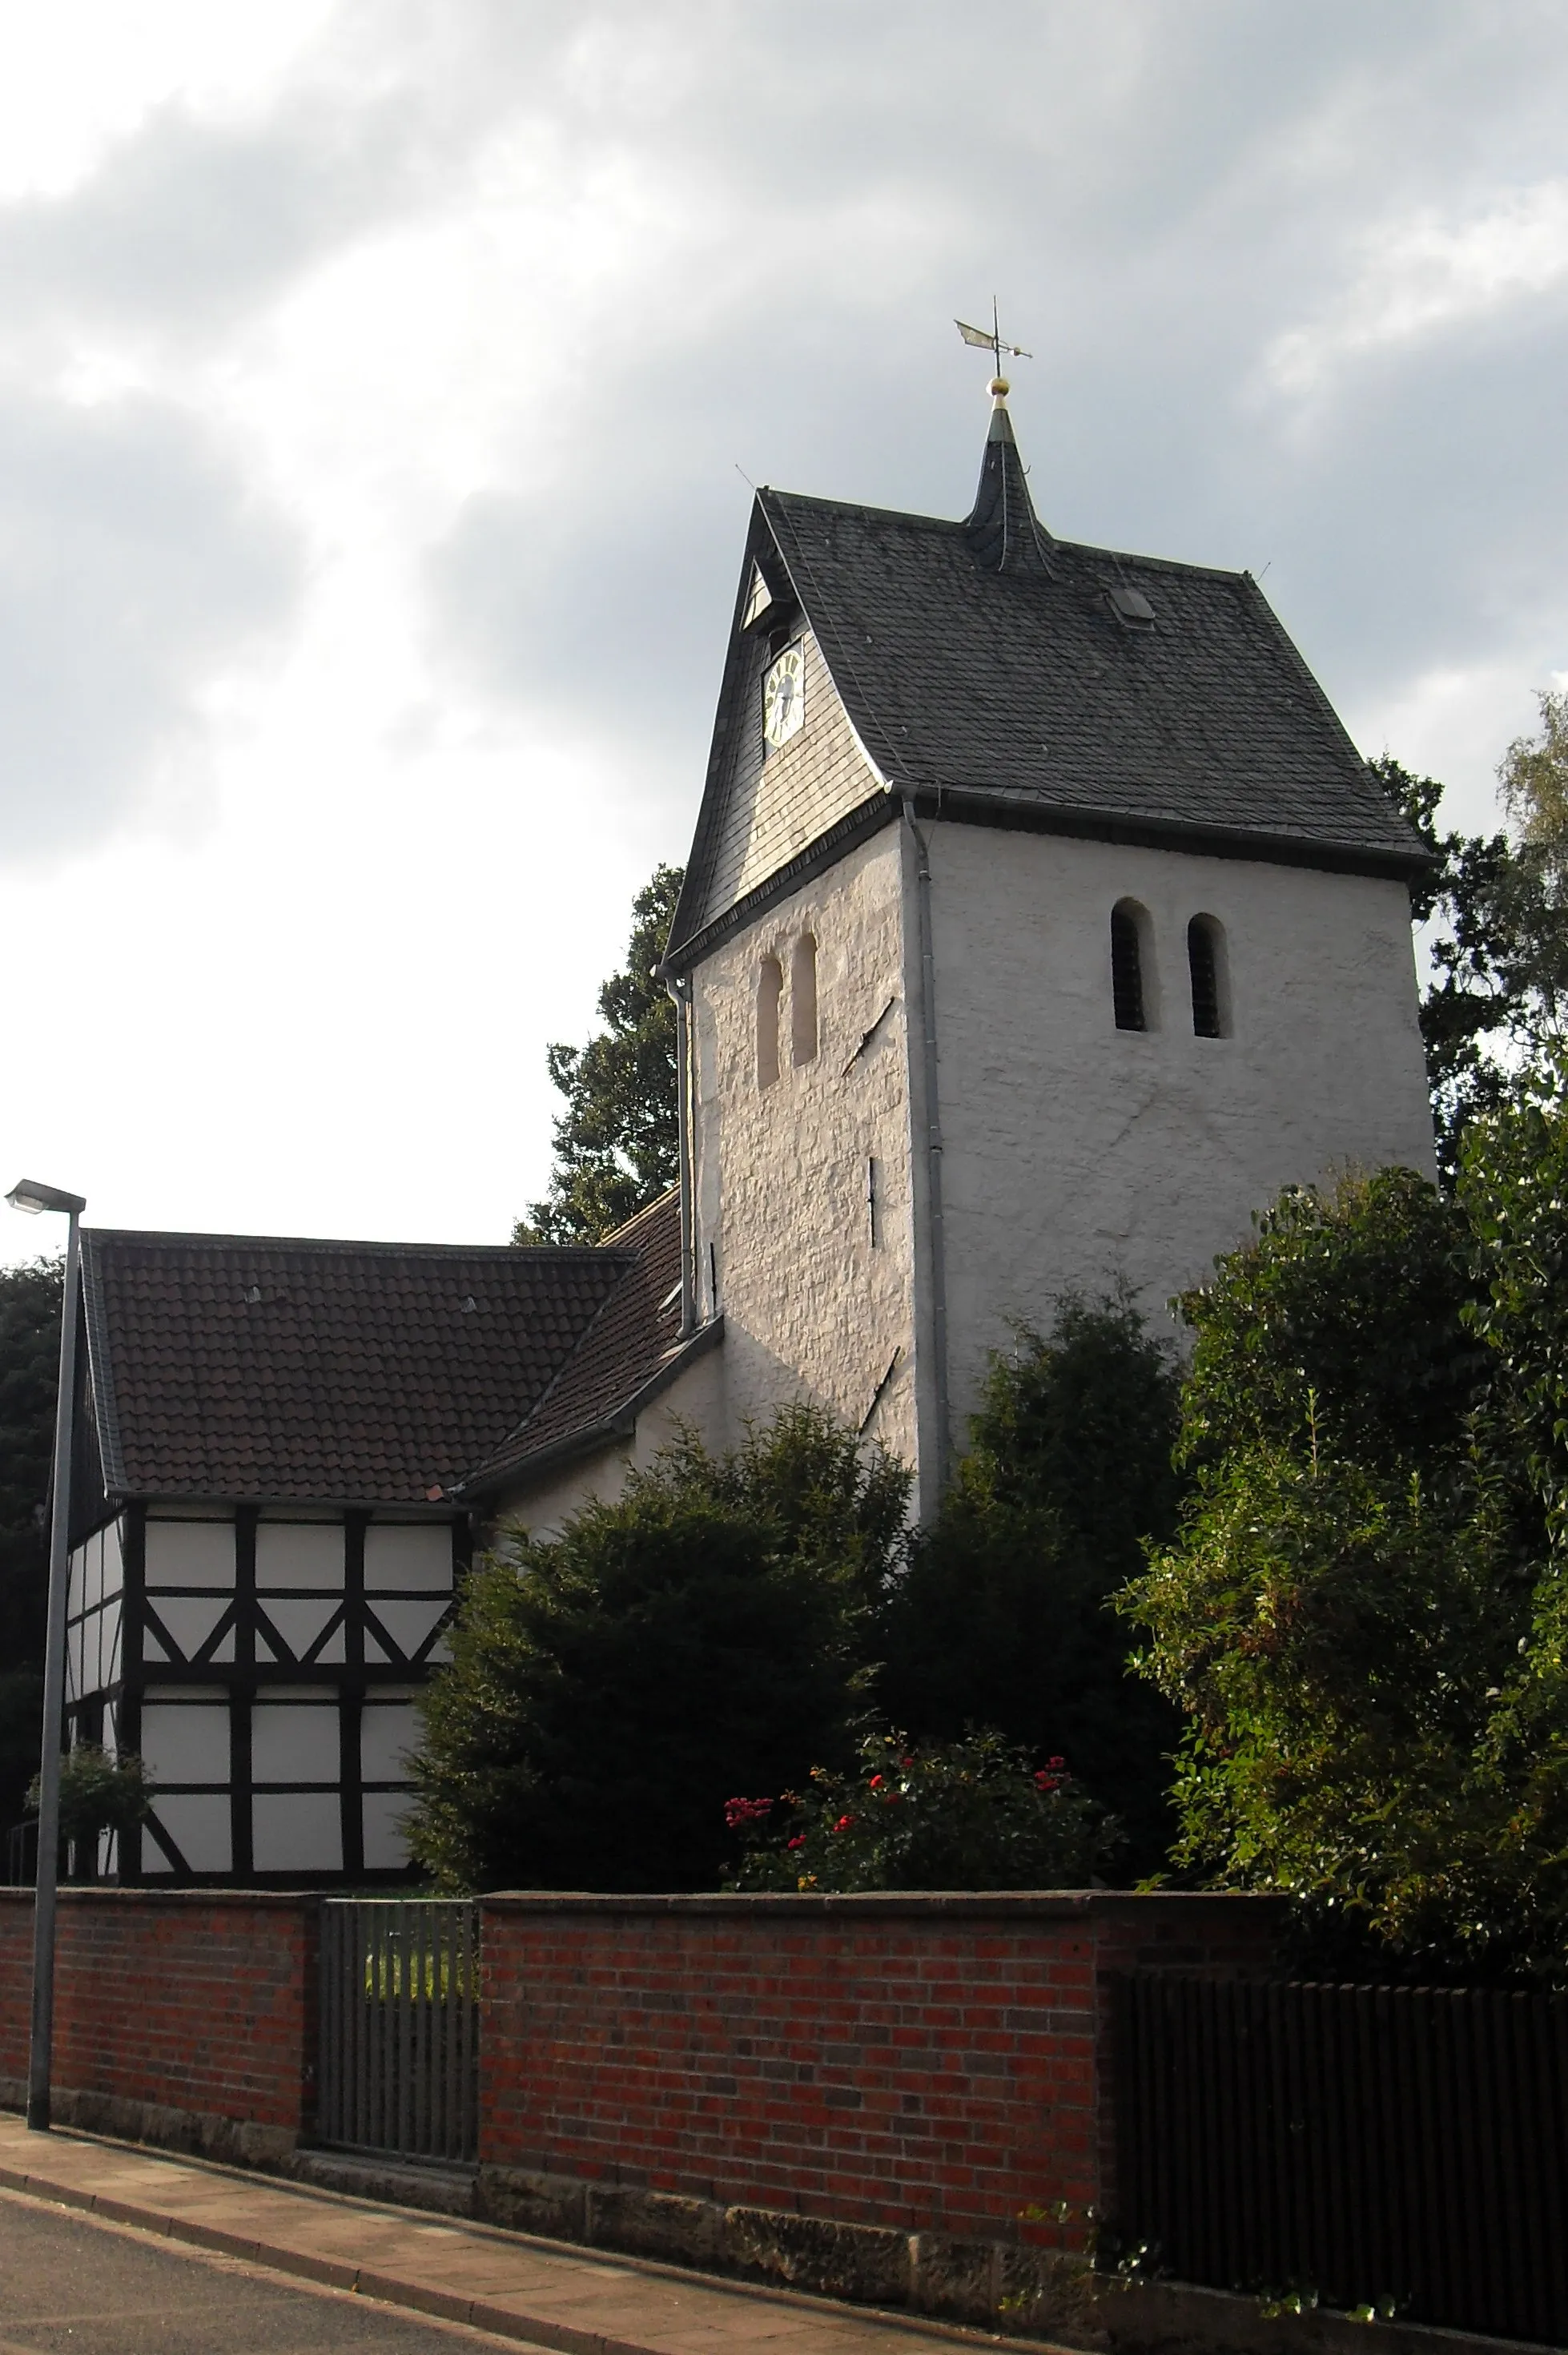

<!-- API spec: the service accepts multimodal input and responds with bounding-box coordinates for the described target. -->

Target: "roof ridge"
[597,1186,680,1248]
[766,485,1254,586]
[86,1227,633,1262]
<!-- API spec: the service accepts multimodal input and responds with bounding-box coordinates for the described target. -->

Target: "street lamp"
[6,1178,86,2134]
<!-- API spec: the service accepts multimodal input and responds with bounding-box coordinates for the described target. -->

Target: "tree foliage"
[0,1258,61,1834]
[878,1293,1184,1878]
[725,1724,1117,1894]
[1172,1168,1486,1474]
[1121,1124,1568,1983]
[30,1744,155,1860]
[1378,698,1568,1179]
[514,863,684,1244]
[408,1407,908,1892]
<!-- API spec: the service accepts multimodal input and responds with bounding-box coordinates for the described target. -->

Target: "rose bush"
[724,1723,1118,1893]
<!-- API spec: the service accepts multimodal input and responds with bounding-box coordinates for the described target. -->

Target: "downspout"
[902,798,951,1490]
[668,971,697,1338]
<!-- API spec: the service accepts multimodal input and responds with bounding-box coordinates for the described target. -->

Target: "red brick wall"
[0,1895,29,2087]
[478,1892,1281,2248]
[0,1890,318,2134]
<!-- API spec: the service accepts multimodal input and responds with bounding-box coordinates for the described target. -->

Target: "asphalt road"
[0,2191,517,2354]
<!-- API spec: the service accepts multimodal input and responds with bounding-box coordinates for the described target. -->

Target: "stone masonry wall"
[0,1888,318,2164]
[690,821,920,1471]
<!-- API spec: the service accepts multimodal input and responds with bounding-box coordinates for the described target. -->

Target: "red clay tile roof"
[454,1190,720,1496]
[80,1227,635,1506]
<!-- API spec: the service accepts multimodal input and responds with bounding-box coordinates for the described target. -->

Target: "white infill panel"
[364,1525,452,1592]
[101,1596,122,1689]
[253,1790,341,1872]
[139,1701,231,1785]
[257,1598,342,1664]
[144,1520,235,1588]
[101,1518,124,1599]
[252,1701,340,1785]
[365,1599,448,1662]
[151,1793,231,1873]
[150,1595,231,1663]
[67,1538,94,1620]
[256,1523,345,1589]
[362,1790,412,1870]
[360,1701,420,1783]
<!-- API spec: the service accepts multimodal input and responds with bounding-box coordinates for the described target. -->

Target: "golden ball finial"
[990,374,1009,399]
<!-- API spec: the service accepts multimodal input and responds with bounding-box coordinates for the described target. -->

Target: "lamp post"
[6,1178,86,2133]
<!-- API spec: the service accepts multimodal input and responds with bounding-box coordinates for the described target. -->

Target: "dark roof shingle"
[667,425,1422,962]
[762,485,1418,867]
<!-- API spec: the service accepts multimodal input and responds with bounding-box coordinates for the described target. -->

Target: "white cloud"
[1263,179,1568,401]
[2,0,1568,1258]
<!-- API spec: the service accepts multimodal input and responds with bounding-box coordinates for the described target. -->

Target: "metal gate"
[317,1898,479,2164]
[1113,1973,1568,2344]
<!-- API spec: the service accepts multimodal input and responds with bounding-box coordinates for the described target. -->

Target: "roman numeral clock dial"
[762,645,804,747]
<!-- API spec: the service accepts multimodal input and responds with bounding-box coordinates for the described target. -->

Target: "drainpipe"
[668,972,697,1338]
[902,799,951,1492]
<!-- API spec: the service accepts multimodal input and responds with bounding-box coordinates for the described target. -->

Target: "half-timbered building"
[66,1197,695,1882]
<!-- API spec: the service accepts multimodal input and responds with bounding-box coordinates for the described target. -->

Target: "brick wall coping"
[479,1888,1285,1920]
[0,1888,322,1909]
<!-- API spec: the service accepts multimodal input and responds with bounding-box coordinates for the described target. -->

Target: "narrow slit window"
[1111,904,1146,1032]
[1188,916,1225,1037]
[791,934,818,1065]
[757,956,782,1089]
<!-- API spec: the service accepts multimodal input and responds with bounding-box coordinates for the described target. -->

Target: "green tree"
[878,1293,1184,1878]
[514,863,684,1244]
[1173,1167,1486,1475]
[1121,1142,1568,1982]
[1375,755,1526,1178]
[725,1723,1117,1894]
[408,1406,908,1892]
[29,1744,155,1874]
[1377,704,1568,1180]
[0,1258,62,1836]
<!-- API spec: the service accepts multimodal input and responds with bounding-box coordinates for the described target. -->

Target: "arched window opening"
[791,934,818,1065]
[1111,902,1147,1032]
[757,956,782,1088]
[1188,916,1227,1037]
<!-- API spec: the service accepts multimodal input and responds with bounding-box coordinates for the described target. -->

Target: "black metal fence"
[316,1898,480,2164]
[1112,1975,1568,2345]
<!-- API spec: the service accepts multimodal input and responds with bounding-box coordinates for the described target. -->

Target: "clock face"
[762,646,805,748]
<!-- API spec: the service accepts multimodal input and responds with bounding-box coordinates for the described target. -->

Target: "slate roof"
[79,1227,636,1507]
[667,401,1422,964]
[455,1190,720,1499]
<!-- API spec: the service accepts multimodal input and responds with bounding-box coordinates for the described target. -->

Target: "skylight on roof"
[1109,584,1156,625]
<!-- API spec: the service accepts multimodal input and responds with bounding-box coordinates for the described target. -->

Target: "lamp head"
[6,1179,86,1218]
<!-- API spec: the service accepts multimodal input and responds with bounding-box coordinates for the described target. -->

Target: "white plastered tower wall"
[686,820,925,1489]
[663,404,1440,1514]
[925,819,1437,1434]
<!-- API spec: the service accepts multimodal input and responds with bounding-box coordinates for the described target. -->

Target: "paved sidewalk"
[0,2115,1038,2355]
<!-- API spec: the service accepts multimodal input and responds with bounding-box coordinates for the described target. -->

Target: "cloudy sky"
[0,0,1564,1262]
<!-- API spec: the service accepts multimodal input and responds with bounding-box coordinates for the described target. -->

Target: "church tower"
[662,384,1434,1515]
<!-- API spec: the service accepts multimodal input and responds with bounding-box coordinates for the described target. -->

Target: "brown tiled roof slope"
[80,1228,634,1505]
[456,1190,711,1496]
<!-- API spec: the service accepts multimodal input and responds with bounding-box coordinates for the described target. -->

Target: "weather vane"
[955,299,1032,391]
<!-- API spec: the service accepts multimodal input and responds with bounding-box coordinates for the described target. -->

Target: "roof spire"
[954,304,1052,574]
